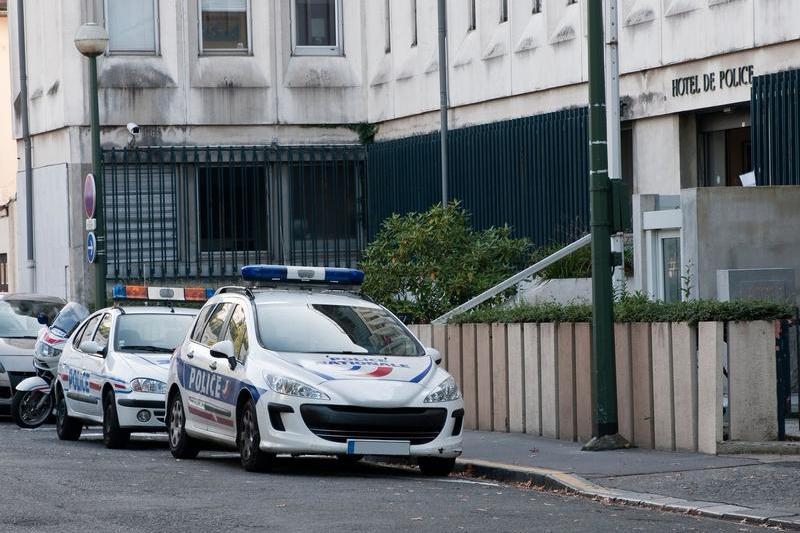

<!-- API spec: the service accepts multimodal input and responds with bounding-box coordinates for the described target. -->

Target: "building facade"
[0,1,16,293]
[6,0,800,305]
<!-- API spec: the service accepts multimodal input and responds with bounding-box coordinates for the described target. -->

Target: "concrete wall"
[410,320,778,453]
[682,187,800,304]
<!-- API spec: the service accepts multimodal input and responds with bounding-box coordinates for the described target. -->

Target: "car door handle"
[209,361,217,370]
[186,351,194,359]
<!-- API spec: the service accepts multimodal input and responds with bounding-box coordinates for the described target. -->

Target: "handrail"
[431,234,593,324]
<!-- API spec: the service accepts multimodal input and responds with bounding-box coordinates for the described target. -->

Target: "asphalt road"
[0,420,769,533]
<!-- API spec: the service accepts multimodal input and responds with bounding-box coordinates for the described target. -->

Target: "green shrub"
[451,294,794,325]
[360,202,531,323]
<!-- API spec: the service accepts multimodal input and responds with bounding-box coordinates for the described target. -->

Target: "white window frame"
[291,0,344,56]
[104,0,160,55]
[198,0,253,56]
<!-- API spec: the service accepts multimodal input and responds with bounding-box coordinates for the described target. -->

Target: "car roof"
[245,288,383,309]
[102,306,199,316]
[0,293,66,304]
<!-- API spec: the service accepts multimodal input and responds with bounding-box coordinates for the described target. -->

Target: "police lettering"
[323,357,411,369]
[187,366,227,399]
[68,368,90,394]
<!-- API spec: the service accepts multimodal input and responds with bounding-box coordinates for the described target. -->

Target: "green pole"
[587,0,618,438]
[89,56,106,309]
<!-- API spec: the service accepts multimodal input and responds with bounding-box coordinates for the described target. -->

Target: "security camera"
[127,122,140,135]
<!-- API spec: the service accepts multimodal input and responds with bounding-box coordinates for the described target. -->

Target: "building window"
[0,254,7,293]
[411,0,418,47]
[199,0,250,54]
[105,0,159,54]
[197,166,268,253]
[532,0,542,14]
[0,1,7,16]
[384,0,391,53]
[468,0,476,31]
[293,0,343,55]
[567,0,578,5]
[500,0,508,23]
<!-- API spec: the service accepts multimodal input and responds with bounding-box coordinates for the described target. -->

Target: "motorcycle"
[12,302,89,428]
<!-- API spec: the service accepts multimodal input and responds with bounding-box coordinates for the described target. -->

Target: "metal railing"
[103,145,367,281]
[432,234,592,324]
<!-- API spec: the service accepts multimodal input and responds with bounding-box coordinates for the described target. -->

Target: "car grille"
[154,409,166,424]
[8,372,36,391]
[299,405,447,445]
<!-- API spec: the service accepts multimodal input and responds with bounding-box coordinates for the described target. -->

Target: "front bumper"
[116,392,167,430]
[255,395,464,458]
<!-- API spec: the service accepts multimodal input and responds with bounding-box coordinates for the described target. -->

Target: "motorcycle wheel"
[11,390,53,429]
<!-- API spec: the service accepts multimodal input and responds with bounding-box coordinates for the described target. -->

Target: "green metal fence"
[103,145,366,281]
[752,68,800,185]
[367,108,590,244]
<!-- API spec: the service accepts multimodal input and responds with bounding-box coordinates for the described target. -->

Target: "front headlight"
[264,373,330,400]
[424,377,461,403]
[35,342,62,359]
[130,378,167,394]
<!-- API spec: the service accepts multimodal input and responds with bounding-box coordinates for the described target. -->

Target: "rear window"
[114,314,196,353]
[256,303,423,357]
[0,299,63,339]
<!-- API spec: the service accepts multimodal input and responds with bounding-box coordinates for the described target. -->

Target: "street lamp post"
[74,23,109,310]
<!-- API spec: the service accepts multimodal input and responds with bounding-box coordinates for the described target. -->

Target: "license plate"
[347,440,410,456]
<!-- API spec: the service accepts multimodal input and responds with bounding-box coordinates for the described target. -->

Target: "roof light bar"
[240,265,365,286]
[112,284,214,302]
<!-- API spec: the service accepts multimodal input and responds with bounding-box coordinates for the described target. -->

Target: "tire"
[417,457,456,477]
[11,389,53,429]
[237,398,273,472]
[102,392,130,449]
[55,391,83,441]
[167,393,199,459]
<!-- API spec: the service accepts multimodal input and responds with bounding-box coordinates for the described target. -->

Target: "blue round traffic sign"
[87,232,97,264]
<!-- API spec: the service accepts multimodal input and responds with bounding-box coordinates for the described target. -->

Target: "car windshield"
[50,302,90,337]
[256,303,423,357]
[0,299,63,339]
[114,314,196,353]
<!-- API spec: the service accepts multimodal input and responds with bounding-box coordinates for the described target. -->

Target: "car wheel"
[237,397,273,472]
[417,457,456,477]
[167,393,199,460]
[55,391,82,441]
[102,392,131,449]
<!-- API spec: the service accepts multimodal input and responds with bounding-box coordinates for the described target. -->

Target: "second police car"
[166,266,465,475]
[55,286,201,448]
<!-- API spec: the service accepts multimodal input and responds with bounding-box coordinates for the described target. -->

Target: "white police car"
[55,286,202,448]
[166,266,464,475]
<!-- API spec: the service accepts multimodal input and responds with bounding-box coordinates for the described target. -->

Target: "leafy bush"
[451,294,794,325]
[531,239,634,280]
[360,203,531,323]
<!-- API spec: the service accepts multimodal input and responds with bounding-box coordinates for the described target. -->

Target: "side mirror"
[211,340,237,370]
[37,312,49,326]
[79,340,102,355]
[426,347,442,365]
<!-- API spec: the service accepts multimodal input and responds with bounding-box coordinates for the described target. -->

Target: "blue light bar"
[241,265,365,286]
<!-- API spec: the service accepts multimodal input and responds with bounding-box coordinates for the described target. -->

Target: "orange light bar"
[184,287,208,302]
[125,285,148,300]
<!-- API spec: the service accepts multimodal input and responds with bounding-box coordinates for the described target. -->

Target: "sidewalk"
[457,431,800,529]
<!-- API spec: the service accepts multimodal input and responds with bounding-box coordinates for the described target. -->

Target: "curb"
[717,441,800,455]
[454,458,800,530]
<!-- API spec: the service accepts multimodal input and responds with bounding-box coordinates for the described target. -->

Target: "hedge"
[449,296,795,325]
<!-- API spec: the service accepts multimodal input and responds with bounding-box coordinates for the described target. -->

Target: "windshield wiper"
[122,345,173,353]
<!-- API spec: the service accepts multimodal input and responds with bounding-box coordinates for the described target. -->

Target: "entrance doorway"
[698,107,752,187]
